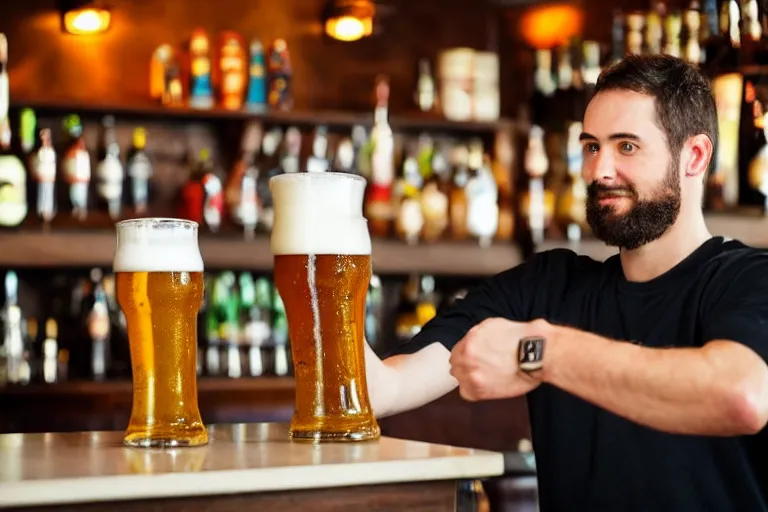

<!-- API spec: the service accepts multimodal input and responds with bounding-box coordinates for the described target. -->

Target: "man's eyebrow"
[578,132,643,142]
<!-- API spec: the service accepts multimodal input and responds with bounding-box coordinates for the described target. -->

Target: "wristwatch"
[518,336,545,373]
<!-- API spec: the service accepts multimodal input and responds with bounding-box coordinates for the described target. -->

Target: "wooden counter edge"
[0,452,504,508]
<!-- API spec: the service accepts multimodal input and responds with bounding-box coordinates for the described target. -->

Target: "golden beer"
[114,218,208,448]
[270,172,380,442]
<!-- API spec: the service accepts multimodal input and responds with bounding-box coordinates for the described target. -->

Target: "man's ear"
[683,134,713,178]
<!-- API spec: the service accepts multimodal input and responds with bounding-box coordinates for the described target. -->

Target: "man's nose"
[583,151,616,183]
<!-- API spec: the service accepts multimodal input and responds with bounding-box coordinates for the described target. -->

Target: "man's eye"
[620,142,636,154]
[583,143,599,154]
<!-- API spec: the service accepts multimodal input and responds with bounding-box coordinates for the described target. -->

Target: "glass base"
[123,426,209,448]
[289,420,381,443]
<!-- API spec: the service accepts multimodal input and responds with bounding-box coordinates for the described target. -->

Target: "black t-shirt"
[397,236,768,512]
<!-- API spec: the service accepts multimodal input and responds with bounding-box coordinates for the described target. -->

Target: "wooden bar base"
[4,480,458,512]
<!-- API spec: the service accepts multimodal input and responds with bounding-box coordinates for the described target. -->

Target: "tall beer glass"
[113,218,208,448]
[270,172,380,442]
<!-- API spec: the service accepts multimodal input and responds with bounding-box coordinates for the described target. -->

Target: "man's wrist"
[537,322,565,384]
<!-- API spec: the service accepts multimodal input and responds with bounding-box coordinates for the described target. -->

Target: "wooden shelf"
[0,376,296,397]
[535,212,768,261]
[9,100,513,134]
[0,230,523,276]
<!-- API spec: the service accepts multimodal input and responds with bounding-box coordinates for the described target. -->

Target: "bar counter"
[0,422,504,511]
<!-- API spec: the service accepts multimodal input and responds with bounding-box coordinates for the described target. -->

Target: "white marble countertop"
[0,422,504,508]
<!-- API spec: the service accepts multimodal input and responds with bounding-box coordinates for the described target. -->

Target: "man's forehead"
[583,90,660,138]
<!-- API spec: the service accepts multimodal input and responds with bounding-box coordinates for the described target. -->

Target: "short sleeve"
[385,249,572,357]
[701,251,768,363]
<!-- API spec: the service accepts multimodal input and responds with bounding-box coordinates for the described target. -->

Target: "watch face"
[518,336,544,372]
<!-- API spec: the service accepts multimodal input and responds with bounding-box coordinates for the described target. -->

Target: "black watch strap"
[518,336,545,372]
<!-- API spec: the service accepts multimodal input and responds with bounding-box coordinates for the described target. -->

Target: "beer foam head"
[113,218,204,272]
[270,172,371,256]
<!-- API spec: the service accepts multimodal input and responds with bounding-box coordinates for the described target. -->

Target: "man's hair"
[594,54,718,172]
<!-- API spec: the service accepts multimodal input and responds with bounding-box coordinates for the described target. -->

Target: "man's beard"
[586,164,681,251]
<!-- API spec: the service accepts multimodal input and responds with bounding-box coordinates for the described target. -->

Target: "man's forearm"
[364,341,457,418]
[541,324,768,436]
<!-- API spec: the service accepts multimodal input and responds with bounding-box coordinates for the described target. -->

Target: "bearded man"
[362,54,768,511]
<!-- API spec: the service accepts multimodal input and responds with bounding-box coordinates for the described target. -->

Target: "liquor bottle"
[415,58,436,113]
[493,129,515,242]
[255,127,283,231]
[394,141,424,245]
[34,128,56,226]
[557,122,589,242]
[699,0,718,66]
[415,275,437,327]
[449,144,470,241]
[557,44,573,94]
[306,125,330,173]
[420,141,450,243]
[581,41,602,86]
[225,121,261,239]
[62,115,91,221]
[531,49,555,127]
[0,34,9,150]
[702,0,739,70]
[366,76,396,238]
[178,148,211,225]
[709,72,743,209]
[395,274,422,341]
[466,154,499,248]
[203,172,224,233]
[2,271,24,384]
[0,39,24,228]
[216,272,242,379]
[151,44,184,107]
[522,125,554,244]
[724,0,742,65]
[19,108,36,156]
[267,39,293,111]
[741,0,762,65]
[41,318,59,384]
[610,10,626,64]
[238,272,256,377]
[0,126,27,228]
[245,276,274,377]
[352,125,371,178]
[334,136,355,173]
[246,38,268,113]
[87,269,110,381]
[664,12,683,58]
[95,115,124,220]
[189,29,214,109]
[204,277,221,376]
[626,12,646,55]
[126,127,153,214]
[534,50,556,98]
[684,3,703,65]
[218,31,247,110]
[646,10,664,55]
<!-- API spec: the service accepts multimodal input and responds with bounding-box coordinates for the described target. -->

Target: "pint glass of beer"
[270,172,380,442]
[113,218,208,448]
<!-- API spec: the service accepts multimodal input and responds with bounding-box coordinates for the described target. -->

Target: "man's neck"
[618,213,711,282]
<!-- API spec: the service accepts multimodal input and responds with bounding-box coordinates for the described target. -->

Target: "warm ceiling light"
[520,4,582,49]
[324,0,375,42]
[61,1,112,35]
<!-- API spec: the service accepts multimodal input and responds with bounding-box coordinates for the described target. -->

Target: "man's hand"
[448,317,548,401]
